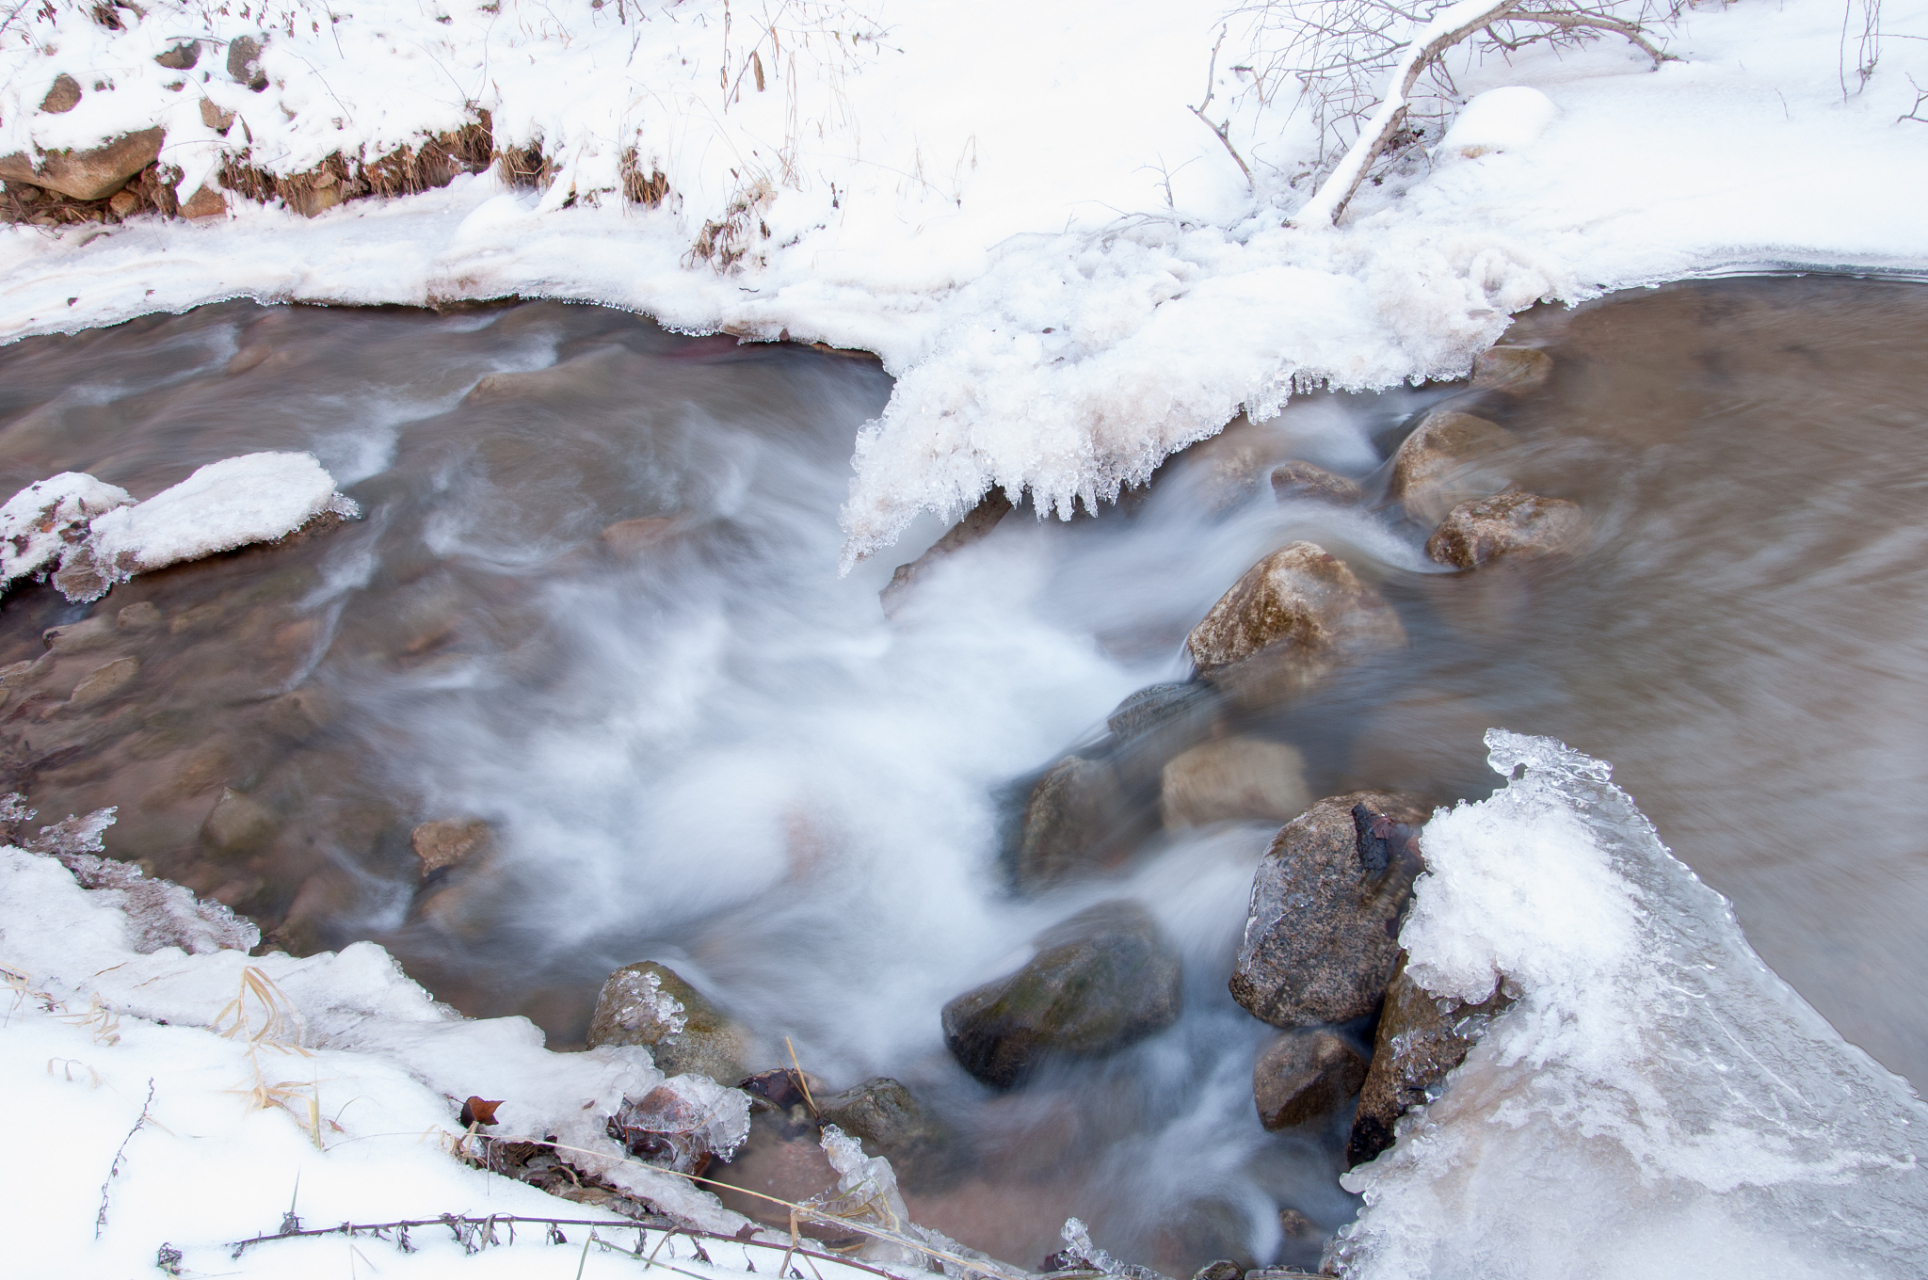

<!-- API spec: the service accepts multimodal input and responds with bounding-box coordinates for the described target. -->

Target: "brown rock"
[813,1076,955,1186]
[1270,461,1362,506]
[1425,490,1584,570]
[1229,792,1428,1028]
[1386,412,1515,526]
[40,73,81,114]
[43,614,116,653]
[106,188,139,219]
[227,35,268,91]
[1010,754,1129,892]
[116,601,162,630]
[69,656,139,705]
[1253,1027,1367,1130]
[198,98,235,134]
[411,818,492,875]
[1347,956,1510,1166]
[181,184,227,219]
[1185,542,1405,703]
[0,128,165,202]
[941,899,1182,1089]
[155,42,201,71]
[1470,346,1553,396]
[1160,736,1310,829]
[585,960,751,1083]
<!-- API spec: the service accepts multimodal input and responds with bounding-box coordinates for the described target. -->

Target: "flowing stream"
[1,276,1924,1273]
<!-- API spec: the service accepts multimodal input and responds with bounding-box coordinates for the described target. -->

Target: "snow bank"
[0,451,360,601]
[0,818,786,1278]
[1336,731,1928,1279]
[0,1,1923,564]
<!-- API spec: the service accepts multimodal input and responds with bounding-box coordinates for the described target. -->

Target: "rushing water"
[0,277,1925,1273]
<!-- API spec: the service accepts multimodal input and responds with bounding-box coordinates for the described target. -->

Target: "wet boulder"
[1270,461,1362,506]
[1185,542,1405,704]
[199,786,277,862]
[814,1076,957,1187]
[942,899,1182,1088]
[1386,412,1515,526]
[1425,490,1584,570]
[1471,345,1553,397]
[1347,956,1510,1167]
[0,127,165,202]
[1253,1027,1367,1130]
[1009,754,1132,892]
[1160,736,1311,829]
[586,960,751,1084]
[1229,793,1428,1027]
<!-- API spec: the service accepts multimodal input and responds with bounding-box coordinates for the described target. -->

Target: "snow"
[4,0,1928,1273]
[0,1,1918,565]
[1435,86,1560,159]
[0,825,821,1279]
[0,470,132,588]
[1335,732,1928,1279]
[0,451,362,601]
[78,450,358,588]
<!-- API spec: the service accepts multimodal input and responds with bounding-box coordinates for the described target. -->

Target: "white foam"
[1337,731,1928,1279]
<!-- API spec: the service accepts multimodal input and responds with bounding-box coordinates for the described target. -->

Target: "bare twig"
[1293,0,1527,226]
[1189,106,1257,187]
[95,1078,156,1240]
[1190,26,1258,187]
[1495,8,1672,62]
[1900,74,1928,122]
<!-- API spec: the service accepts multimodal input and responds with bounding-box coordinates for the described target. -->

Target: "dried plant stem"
[1189,106,1256,187]
[95,1078,155,1240]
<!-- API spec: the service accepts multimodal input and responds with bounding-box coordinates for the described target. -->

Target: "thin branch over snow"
[1235,0,1679,225]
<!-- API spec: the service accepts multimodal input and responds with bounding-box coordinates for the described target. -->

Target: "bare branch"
[1501,9,1673,63]
[1189,105,1257,187]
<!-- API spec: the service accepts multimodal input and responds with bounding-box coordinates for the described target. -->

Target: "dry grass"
[213,966,338,1148]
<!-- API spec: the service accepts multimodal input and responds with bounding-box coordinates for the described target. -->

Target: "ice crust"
[1338,731,1928,1279]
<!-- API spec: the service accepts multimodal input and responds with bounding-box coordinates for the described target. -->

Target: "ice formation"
[1337,731,1928,1279]
[0,471,132,588]
[0,452,362,602]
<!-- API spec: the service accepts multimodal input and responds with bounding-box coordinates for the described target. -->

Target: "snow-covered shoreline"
[0,0,1925,565]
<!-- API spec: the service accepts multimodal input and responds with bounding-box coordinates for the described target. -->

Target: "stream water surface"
[1,277,1924,1273]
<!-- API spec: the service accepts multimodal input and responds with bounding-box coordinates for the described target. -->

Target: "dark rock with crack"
[1229,793,1428,1027]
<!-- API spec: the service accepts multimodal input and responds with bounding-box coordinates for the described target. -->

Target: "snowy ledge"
[0,1,1924,567]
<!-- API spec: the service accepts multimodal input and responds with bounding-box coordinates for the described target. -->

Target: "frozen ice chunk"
[808,1124,919,1264]
[0,472,133,589]
[605,1073,751,1172]
[1334,730,1928,1279]
[59,451,359,601]
[1437,86,1560,160]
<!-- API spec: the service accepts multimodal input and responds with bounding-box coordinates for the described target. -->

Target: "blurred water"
[0,278,1923,1273]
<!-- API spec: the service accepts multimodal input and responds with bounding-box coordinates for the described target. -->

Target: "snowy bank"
[0,1,1923,564]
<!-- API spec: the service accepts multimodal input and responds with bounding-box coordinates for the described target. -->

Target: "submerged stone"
[1253,1027,1367,1130]
[1470,345,1554,396]
[1160,736,1310,829]
[942,899,1182,1088]
[1386,411,1515,526]
[1010,754,1131,892]
[1230,792,1428,1027]
[1270,460,1362,506]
